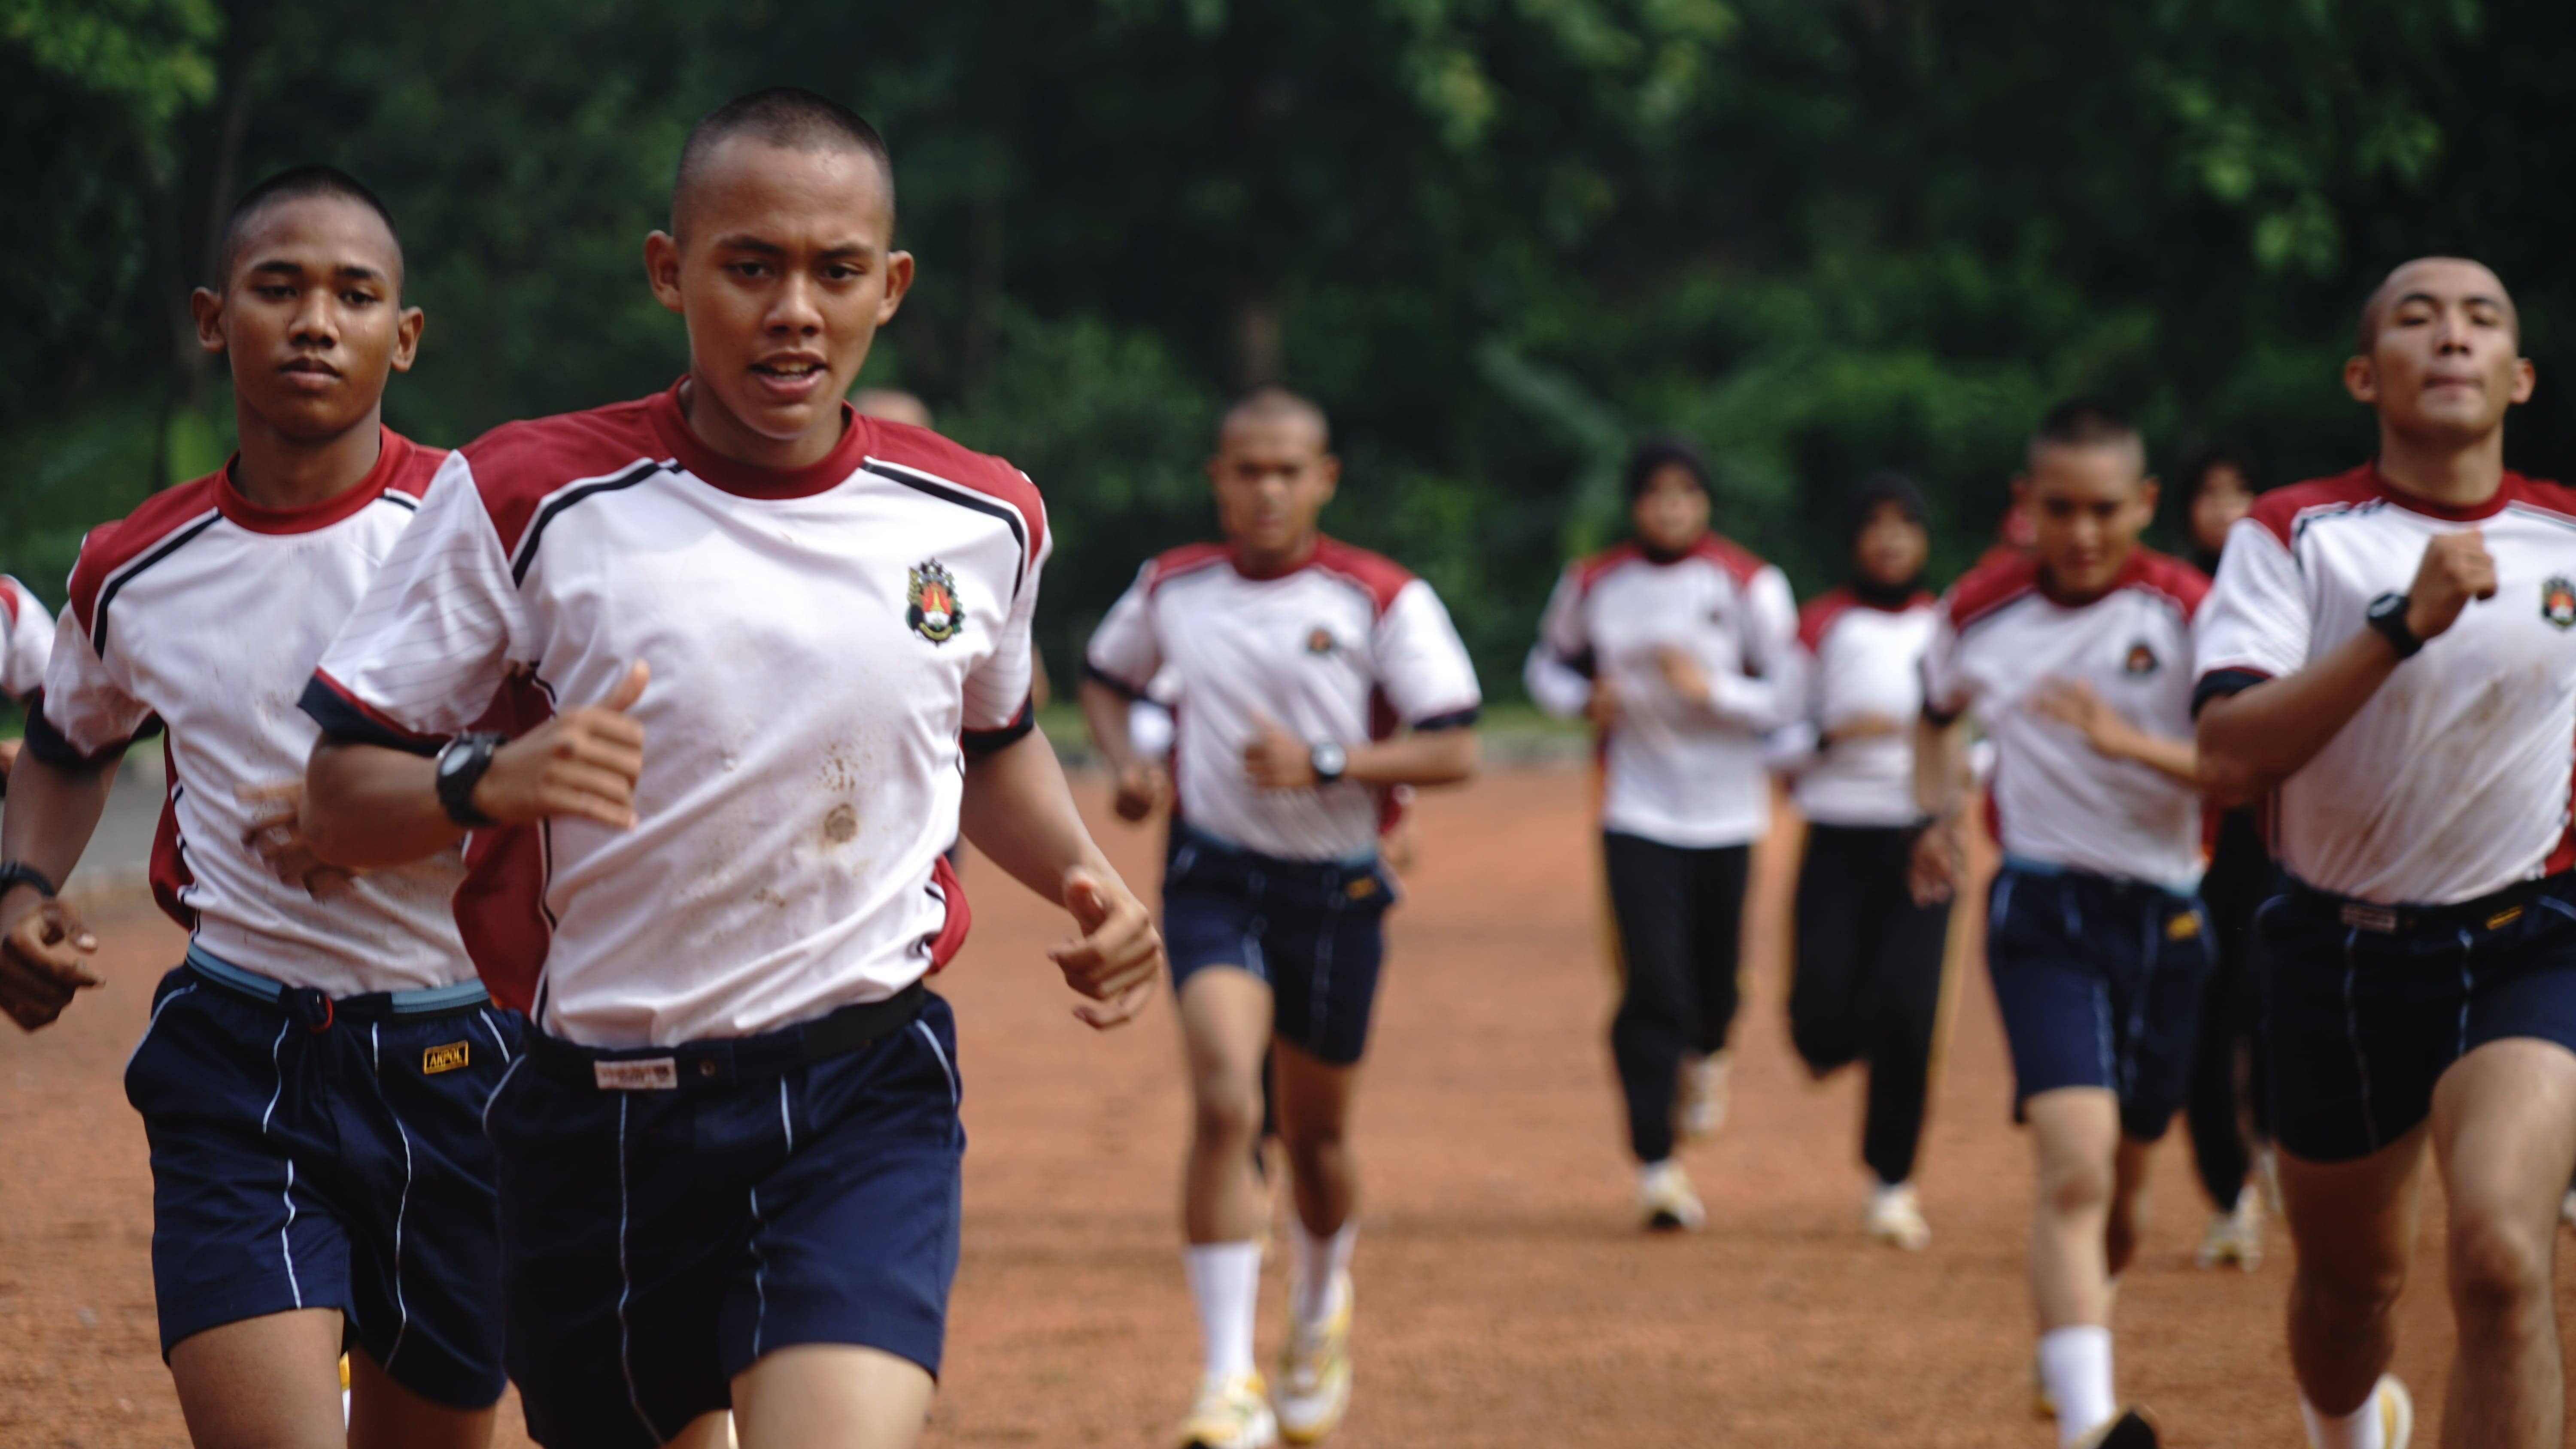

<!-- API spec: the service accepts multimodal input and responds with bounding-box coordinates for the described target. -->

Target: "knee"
[2448,1212,2552,1322]
[2296,1252,2408,1325]
[1191,1078,1263,1146]
[1283,1120,1349,1173]
[2039,1158,2114,1221]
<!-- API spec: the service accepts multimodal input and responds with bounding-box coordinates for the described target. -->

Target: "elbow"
[2196,752,2267,811]
[298,744,369,869]
[1426,730,1480,786]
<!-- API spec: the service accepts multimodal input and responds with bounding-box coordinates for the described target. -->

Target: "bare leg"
[2277,1127,2428,1416]
[2104,1135,2153,1282]
[167,1308,347,1449]
[1178,969,1275,1245]
[731,1343,936,1449]
[346,1347,498,1449]
[2430,1038,2576,1449]
[667,1413,737,1449]
[1271,1042,1362,1239]
[2025,1088,2121,1330]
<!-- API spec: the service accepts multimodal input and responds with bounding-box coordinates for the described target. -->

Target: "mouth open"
[750,358,830,403]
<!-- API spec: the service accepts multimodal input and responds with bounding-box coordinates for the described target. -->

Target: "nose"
[768,272,824,337]
[289,288,336,348]
[2431,306,2473,354]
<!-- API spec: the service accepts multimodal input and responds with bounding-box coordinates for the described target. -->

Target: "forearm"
[1913,717,1966,818]
[1704,672,1793,732]
[303,739,464,870]
[2098,728,2200,788]
[1346,727,1478,788]
[960,728,1123,901]
[1077,678,1143,775]
[0,752,118,888]
[2196,629,2400,807]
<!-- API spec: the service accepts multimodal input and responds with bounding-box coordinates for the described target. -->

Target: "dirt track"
[5,767,2570,1447]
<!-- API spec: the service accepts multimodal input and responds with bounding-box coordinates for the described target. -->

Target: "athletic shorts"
[488,987,963,1449]
[2260,872,2576,1164]
[1985,860,2211,1141]
[1161,825,1396,1066]
[123,955,517,1408]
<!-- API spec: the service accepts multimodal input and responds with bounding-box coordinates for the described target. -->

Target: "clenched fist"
[2403,529,2499,643]
[477,661,649,830]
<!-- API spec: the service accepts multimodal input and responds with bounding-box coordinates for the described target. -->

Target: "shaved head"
[672,87,894,243]
[2357,257,2518,356]
[1218,386,1331,450]
[217,165,403,292]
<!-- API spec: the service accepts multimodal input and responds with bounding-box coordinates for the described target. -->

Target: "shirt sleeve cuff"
[21,694,146,771]
[299,671,446,757]
[962,695,1036,756]
[1410,705,1481,732]
[2191,667,2272,719]
[1081,661,1147,701]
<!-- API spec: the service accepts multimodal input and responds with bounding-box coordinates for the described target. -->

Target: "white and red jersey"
[1780,588,1937,828]
[29,432,474,995]
[1923,550,2207,891]
[1527,537,1798,849]
[0,576,55,700]
[1085,539,1479,862]
[2196,466,2576,906]
[305,383,1045,1048]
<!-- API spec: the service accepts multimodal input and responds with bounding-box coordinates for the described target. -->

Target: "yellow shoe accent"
[1276,1274,1352,1443]
[1179,1372,1279,1449]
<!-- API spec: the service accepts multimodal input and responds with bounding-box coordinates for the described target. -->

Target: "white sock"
[2037,1325,2116,1449]
[1639,1159,1676,1192]
[1184,1241,1263,1381]
[1291,1222,1356,1327]
[2300,1388,2387,1449]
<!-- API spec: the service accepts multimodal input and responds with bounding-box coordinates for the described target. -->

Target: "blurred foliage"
[6,0,2573,692]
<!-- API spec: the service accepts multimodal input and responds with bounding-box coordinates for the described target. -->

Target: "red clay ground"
[5,767,2572,1447]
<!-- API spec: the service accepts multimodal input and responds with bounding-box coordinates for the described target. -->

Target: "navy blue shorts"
[488,991,964,1449]
[122,961,518,1408]
[1162,826,1396,1066]
[1985,861,2211,1142]
[2260,873,2576,1163]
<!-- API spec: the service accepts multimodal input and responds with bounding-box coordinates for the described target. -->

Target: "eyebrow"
[707,234,879,261]
[2392,289,2509,313]
[246,259,389,284]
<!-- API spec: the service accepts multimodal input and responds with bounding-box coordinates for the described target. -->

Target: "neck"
[2036,554,2125,609]
[1850,572,1922,609]
[1639,534,1704,565]
[1234,531,1319,579]
[2374,420,2507,509]
[680,374,845,472]
[231,406,385,512]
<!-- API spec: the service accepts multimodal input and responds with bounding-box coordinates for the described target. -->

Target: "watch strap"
[2367,592,2424,659]
[436,733,504,828]
[0,861,59,900]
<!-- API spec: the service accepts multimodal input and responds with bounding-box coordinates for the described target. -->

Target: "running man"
[1079,388,1481,1449]
[1772,472,1947,1251]
[1525,438,1797,1231]
[0,167,517,1449]
[1915,401,2208,1449]
[2197,256,2576,1449]
[297,90,1162,1449]
[2172,444,2274,1272]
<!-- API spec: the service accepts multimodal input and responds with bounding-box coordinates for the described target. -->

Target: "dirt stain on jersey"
[822,803,860,845]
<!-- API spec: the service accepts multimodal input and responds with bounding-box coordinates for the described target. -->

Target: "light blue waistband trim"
[185,941,490,1014]
[1175,821,1379,870]
[1998,854,2199,900]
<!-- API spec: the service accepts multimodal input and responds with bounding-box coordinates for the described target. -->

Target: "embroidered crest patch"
[908,560,963,645]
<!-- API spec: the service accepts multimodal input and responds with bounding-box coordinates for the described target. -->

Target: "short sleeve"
[962,501,1051,753]
[301,452,529,755]
[0,577,56,700]
[1083,563,1163,699]
[2193,518,2311,708]
[1740,567,1798,682]
[1537,566,1592,667]
[1375,579,1482,728]
[26,599,151,768]
[1919,607,1972,725]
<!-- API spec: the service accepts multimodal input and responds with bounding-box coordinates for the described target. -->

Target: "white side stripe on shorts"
[123,981,200,1078]
[914,1021,958,1107]
[261,1019,303,1308]
[615,1096,663,1443]
[376,1023,417,1371]
[477,1008,515,1065]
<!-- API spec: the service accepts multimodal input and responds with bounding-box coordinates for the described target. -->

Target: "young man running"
[297,91,1161,1449]
[1079,388,1481,1449]
[0,167,516,1449]
[1915,402,2208,1449]
[2197,256,2576,1449]
[1525,438,1797,1230]
[1772,472,1947,1250]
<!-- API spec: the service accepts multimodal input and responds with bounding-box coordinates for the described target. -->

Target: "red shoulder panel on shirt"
[2246,467,2380,546]
[1944,552,2042,631]
[64,475,223,635]
[2120,548,2211,619]
[1310,537,1417,618]
[2511,473,2576,520]
[1572,542,1643,593]
[1798,588,1856,653]
[388,438,448,499]
[459,396,667,556]
[1146,541,1233,591]
[863,418,1050,566]
[1691,532,1768,587]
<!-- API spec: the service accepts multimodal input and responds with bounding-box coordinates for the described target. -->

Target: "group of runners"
[0,82,2569,1449]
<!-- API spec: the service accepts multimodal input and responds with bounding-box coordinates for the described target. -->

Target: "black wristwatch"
[0,861,59,901]
[1309,740,1348,785]
[434,732,506,828]
[2365,591,2424,660]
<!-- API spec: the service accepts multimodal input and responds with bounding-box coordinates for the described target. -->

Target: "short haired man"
[1916,402,2208,1449]
[2198,257,2576,1449]
[298,91,1162,1449]
[1081,388,1481,1448]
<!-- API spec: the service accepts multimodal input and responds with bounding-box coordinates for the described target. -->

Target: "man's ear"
[644,231,685,315]
[189,287,227,357]
[2343,354,2379,406]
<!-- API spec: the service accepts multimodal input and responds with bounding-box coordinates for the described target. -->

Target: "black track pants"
[1604,831,1750,1164]
[2186,808,2273,1210]
[1786,822,1951,1186]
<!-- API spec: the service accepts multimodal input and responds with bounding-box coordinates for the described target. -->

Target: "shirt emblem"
[2123,641,2160,675]
[908,560,963,645]
[2543,576,2576,631]
[1305,626,1340,656]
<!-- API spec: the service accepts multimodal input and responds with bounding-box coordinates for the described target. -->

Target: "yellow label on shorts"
[1346,876,1379,900]
[2488,906,2524,931]
[422,1041,471,1075]
[2166,912,2201,941]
